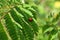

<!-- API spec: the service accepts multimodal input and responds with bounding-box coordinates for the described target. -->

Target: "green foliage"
[0,22,8,40]
[0,0,60,40]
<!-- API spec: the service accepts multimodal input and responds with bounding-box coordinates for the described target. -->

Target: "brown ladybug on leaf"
[28,18,33,22]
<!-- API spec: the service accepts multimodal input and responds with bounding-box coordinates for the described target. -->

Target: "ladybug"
[28,18,33,22]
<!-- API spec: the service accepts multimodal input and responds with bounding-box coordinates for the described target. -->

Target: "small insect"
[28,18,33,22]
[46,31,50,35]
